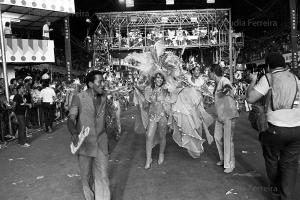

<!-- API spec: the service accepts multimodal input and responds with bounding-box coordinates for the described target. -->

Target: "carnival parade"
[0,0,300,200]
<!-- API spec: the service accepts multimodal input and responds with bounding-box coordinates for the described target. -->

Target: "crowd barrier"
[0,91,133,145]
[0,101,67,143]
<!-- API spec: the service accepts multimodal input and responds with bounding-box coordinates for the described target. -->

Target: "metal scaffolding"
[93,9,244,78]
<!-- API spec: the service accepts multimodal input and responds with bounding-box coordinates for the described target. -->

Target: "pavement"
[0,106,299,200]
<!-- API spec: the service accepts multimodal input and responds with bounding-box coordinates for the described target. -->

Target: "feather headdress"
[124,41,183,80]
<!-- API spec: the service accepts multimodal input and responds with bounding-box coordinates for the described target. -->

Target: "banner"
[0,38,55,63]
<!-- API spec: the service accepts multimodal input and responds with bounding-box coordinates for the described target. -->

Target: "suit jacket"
[69,91,108,157]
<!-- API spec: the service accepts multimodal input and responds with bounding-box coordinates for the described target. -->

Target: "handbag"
[248,74,272,133]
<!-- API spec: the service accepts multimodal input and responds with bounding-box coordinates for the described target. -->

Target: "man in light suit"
[67,70,110,200]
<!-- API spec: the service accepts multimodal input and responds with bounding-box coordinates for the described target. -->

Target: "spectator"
[17,77,23,86]
[0,86,11,142]
[4,22,12,38]
[9,78,17,95]
[24,76,34,129]
[40,80,56,133]
[42,20,53,40]
[13,84,31,147]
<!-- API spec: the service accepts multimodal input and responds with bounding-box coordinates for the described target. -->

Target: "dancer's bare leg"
[145,121,157,169]
[158,120,167,165]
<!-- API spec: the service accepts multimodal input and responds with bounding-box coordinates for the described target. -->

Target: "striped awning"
[0,0,75,30]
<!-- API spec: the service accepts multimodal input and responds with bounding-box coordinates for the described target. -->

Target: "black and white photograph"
[0,0,299,200]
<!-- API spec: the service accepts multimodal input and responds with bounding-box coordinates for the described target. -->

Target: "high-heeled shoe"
[158,154,164,165]
[145,158,152,169]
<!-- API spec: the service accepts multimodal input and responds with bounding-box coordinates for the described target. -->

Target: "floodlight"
[126,0,134,7]
[166,0,174,5]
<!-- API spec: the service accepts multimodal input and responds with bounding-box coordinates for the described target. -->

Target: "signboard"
[64,17,72,81]
[0,38,54,63]
[0,0,75,13]
[289,0,298,71]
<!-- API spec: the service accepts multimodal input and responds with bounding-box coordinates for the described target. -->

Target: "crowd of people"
[0,66,133,149]
[0,73,67,147]
[241,33,300,63]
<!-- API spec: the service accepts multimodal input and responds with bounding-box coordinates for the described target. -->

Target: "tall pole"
[289,0,299,75]
[0,6,9,100]
[64,16,72,81]
[229,9,233,82]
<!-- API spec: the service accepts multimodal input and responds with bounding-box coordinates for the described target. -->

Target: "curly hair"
[85,70,103,88]
[151,72,166,89]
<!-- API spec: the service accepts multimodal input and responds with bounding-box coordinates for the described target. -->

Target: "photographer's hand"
[249,72,258,83]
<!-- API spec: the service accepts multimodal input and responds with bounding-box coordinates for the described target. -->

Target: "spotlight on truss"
[207,0,215,3]
[126,0,134,7]
[166,0,174,5]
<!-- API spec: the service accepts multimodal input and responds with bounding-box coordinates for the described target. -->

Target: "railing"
[0,100,67,143]
[94,34,233,51]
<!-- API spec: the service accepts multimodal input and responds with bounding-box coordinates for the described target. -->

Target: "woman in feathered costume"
[143,72,173,169]
[125,41,214,166]
[172,59,214,158]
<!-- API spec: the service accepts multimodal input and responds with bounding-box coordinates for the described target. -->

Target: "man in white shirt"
[42,21,53,40]
[209,64,239,174]
[40,81,56,133]
[247,52,300,200]
[4,22,12,38]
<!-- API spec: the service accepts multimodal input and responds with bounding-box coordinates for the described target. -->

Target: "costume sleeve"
[254,75,269,96]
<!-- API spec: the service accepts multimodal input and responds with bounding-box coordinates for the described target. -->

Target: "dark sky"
[70,0,298,41]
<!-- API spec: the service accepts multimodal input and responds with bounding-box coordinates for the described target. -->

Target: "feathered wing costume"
[125,41,214,158]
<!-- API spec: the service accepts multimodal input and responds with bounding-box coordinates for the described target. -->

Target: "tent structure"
[0,0,75,100]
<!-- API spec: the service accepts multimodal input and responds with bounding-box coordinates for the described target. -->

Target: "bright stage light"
[207,0,215,3]
[161,17,168,23]
[166,0,174,5]
[130,16,138,22]
[119,0,125,3]
[126,0,134,7]
[190,17,198,23]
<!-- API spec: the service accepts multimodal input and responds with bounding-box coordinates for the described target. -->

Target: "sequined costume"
[143,85,172,147]
[125,41,213,159]
[172,75,214,158]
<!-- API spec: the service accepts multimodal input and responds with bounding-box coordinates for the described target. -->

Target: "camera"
[245,63,267,83]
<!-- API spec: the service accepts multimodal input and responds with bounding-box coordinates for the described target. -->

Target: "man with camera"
[246,52,300,200]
